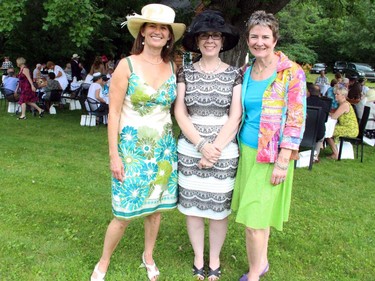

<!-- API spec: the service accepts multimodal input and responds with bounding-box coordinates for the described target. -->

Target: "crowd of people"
[1,3,373,281]
[1,52,119,118]
[311,67,374,161]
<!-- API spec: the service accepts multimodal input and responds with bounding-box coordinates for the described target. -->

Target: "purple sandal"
[239,263,269,281]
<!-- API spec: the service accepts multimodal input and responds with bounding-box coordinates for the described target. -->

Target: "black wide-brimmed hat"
[182,10,239,53]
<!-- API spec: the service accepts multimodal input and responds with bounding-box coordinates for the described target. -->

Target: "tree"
[1,0,375,68]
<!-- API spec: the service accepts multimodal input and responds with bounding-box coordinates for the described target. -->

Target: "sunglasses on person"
[198,32,222,40]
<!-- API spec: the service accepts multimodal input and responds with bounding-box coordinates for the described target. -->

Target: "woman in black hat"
[174,10,242,281]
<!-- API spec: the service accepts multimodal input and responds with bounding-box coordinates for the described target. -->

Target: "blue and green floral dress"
[111,57,178,219]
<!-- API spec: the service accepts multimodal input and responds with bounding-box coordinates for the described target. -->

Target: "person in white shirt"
[87,72,109,111]
[46,61,68,91]
[32,64,42,82]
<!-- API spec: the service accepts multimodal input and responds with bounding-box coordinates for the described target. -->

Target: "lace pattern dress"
[177,64,241,220]
[111,57,178,220]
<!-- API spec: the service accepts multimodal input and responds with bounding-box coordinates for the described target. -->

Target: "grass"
[0,104,374,281]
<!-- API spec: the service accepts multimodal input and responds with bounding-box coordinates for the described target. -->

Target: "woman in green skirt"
[231,11,306,281]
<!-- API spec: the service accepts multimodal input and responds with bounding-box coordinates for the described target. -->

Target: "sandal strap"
[91,263,106,281]
[193,265,205,278]
[141,252,160,280]
[208,266,221,279]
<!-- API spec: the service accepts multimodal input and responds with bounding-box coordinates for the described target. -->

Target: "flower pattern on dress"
[119,178,149,211]
[167,170,178,194]
[155,78,176,106]
[112,58,178,220]
[140,162,158,182]
[119,126,138,150]
[137,137,156,159]
[155,132,177,162]
[118,145,145,175]
[153,160,173,188]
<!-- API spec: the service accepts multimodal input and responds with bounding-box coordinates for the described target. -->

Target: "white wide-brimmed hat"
[72,54,80,59]
[122,4,186,41]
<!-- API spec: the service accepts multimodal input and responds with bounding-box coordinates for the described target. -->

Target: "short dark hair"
[48,72,56,79]
[306,82,320,96]
[130,23,175,62]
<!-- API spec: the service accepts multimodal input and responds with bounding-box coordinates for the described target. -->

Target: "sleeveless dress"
[333,102,359,139]
[177,64,241,220]
[111,57,178,220]
[17,68,38,104]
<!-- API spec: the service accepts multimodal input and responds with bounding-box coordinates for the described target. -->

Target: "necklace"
[199,58,222,74]
[253,60,273,75]
[142,56,163,65]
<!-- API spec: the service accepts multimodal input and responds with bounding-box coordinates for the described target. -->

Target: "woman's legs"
[326,137,338,158]
[91,217,130,279]
[26,102,43,114]
[245,227,269,281]
[143,212,161,264]
[143,212,162,281]
[20,103,26,118]
[186,216,205,269]
[208,217,228,270]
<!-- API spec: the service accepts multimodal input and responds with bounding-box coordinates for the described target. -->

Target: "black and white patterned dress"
[177,64,241,220]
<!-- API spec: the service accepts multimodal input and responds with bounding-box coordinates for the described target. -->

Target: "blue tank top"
[239,72,276,148]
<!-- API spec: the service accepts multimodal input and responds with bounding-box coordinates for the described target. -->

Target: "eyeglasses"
[198,32,222,41]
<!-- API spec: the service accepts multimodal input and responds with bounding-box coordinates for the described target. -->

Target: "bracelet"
[194,138,206,152]
[197,139,208,152]
[275,160,289,171]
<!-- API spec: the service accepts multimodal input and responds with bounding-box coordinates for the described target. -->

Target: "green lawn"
[0,106,374,281]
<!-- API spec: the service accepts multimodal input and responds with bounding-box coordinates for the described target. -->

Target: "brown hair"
[46,61,55,69]
[246,10,279,41]
[130,23,175,62]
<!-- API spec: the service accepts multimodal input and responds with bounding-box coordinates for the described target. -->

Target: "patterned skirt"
[177,138,239,220]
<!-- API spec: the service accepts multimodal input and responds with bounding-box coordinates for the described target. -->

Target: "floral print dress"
[111,57,178,219]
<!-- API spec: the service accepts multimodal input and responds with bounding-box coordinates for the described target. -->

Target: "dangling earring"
[166,45,169,49]
[142,41,145,45]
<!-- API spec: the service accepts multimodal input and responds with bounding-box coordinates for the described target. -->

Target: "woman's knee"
[112,217,130,229]
[245,227,263,237]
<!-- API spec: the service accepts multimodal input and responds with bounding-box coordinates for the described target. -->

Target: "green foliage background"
[1,0,375,70]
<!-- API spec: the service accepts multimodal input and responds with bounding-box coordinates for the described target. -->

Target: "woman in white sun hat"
[90,4,185,281]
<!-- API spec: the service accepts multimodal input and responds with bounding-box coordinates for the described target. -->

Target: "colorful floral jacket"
[240,51,306,163]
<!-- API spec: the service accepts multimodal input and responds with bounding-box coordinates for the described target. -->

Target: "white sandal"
[141,252,160,280]
[91,262,106,281]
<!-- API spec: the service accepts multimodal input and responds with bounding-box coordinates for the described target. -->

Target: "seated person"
[33,63,42,82]
[42,72,62,101]
[86,72,109,112]
[306,82,330,162]
[347,75,362,105]
[2,67,19,101]
[325,79,339,112]
[326,85,359,160]
[1,56,13,75]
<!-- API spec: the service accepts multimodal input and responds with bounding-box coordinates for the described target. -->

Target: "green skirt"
[231,143,294,231]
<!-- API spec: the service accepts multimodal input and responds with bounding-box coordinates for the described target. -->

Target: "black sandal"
[207,266,221,280]
[193,265,205,280]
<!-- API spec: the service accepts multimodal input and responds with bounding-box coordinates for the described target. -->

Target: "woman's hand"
[271,149,292,186]
[200,143,221,163]
[198,156,214,169]
[271,164,288,186]
[31,85,36,92]
[110,154,125,182]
